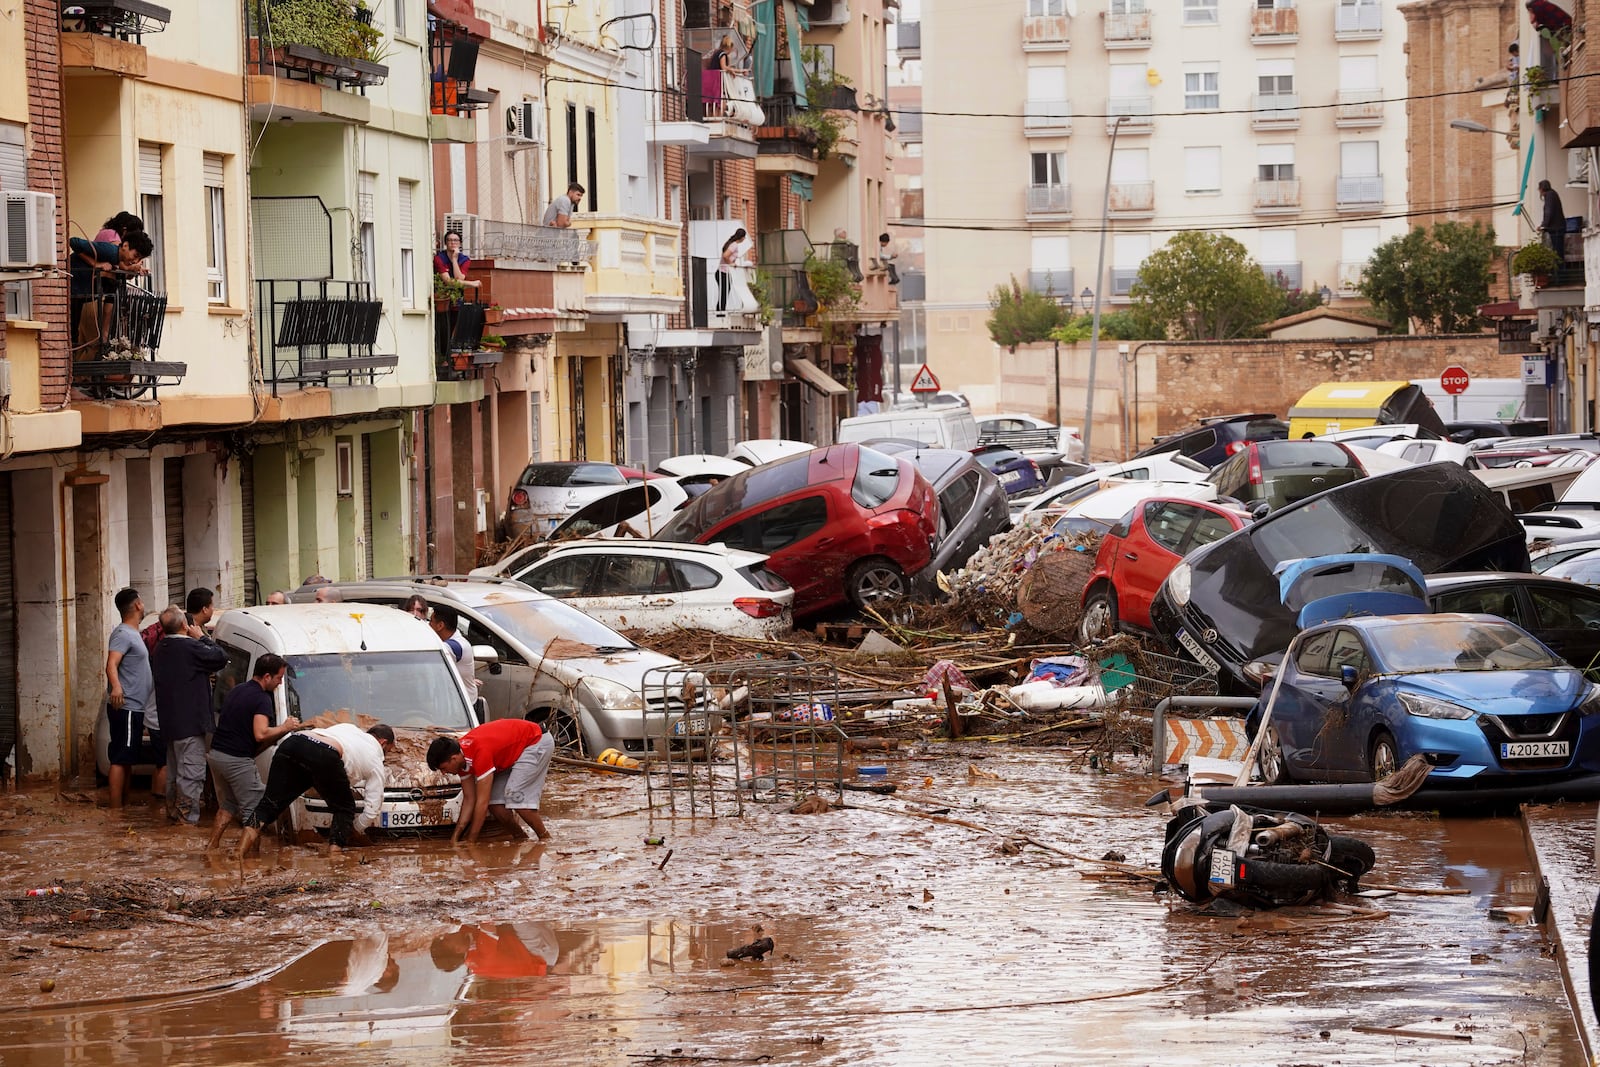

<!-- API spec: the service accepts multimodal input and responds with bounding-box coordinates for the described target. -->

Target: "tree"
[1128,231,1285,340]
[1358,221,1496,334]
[986,277,1068,350]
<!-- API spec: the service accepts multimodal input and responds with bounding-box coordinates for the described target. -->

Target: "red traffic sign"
[909,363,941,393]
[1440,365,1471,395]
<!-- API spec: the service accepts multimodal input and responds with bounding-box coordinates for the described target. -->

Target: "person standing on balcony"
[433,230,480,296]
[1539,179,1567,257]
[542,183,585,228]
[93,211,143,244]
[703,36,749,118]
[716,228,745,313]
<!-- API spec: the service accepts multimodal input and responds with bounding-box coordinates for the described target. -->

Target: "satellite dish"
[1064,0,1077,15]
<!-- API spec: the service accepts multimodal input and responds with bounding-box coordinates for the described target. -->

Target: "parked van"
[1287,381,1446,440]
[210,604,481,835]
[837,407,980,451]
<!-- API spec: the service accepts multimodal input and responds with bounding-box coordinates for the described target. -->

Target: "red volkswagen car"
[660,444,940,618]
[1078,497,1250,642]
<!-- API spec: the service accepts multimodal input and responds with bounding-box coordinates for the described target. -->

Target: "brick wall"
[26,0,68,407]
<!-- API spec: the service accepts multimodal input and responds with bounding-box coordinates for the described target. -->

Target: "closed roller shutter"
[361,436,374,578]
[164,458,185,606]
[240,457,256,605]
[0,474,16,771]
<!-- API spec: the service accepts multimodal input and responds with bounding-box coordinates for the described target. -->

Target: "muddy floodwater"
[0,746,1585,1066]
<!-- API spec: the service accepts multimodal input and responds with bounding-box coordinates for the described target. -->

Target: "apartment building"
[889,0,925,394]
[918,0,1409,422]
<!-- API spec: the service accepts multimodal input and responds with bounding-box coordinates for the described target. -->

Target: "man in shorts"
[205,654,306,849]
[426,718,554,843]
[104,588,153,809]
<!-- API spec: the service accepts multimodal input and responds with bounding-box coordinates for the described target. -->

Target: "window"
[392,0,407,38]
[138,143,165,295]
[358,172,377,289]
[1183,0,1218,24]
[1531,586,1600,630]
[1190,511,1236,548]
[335,438,355,496]
[938,472,981,526]
[211,643,256,717]
[565,102,578,190]
[671,560,723,590]
[585,107,598,214]
[1026,65,1067,103]
[1258,143,1295,181]
[1108,63,1147,101]
[1110,147,1149,182]
[1339,55,1379,91]
[0,124,26,318]
[1434,586,1525,624]
[1030,234,1071,288]
[1184,147,1221,194]
[1145,502,1197,552]
[1328,629,1369,675]
[595,555,675,596]
[1341,140,1379,176]
[1257,58,1294,97]
[203,153,227,304]
[736,496,829,554]
[397,179,416,308]
[1111,232,1150,295]
[1259,229,1296,270]
[1031,151,1066,187]
[523,555,601,597]
[1295,629,1336,675]
[1184,64,1219,110]
[1027,0,1064,15]
[1109,0,1146,12]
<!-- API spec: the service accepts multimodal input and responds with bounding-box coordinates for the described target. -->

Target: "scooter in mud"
[1157,799,1375,909]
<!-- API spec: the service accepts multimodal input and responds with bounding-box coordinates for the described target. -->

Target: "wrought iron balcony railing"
[255,278,395,391]
[71,274,185,400]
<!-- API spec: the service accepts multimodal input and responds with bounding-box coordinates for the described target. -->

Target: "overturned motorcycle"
[1158,799,1376,909]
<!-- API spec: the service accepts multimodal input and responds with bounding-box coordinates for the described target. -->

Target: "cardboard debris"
[856,630,905,655]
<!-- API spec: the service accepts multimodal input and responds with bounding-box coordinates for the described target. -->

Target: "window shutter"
[0,123,25,192]
[138,143,162,195]
[397,181,414,247]
[202,153,224,187]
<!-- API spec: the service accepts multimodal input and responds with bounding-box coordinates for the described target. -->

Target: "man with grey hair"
[264,590,288,606]
[150,604,228,824]
[315,587,344,604]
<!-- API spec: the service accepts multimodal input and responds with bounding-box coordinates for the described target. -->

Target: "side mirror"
[1340,664,1360,690]
[471,644,499,666]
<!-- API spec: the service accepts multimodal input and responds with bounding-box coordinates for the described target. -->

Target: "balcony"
[1022,14,1070,51]
[1028,268,1075,298]
[897,20,921,55]
[1104,11,1152,48]
[1251,92,1300,129]
[1107,180,1155,217]
[1334,3,1381,40]
[757,231,821,330]
[70,276,185,400]
[584,215,683,316]
[457,221,590,337]
[1262,261,1303,290]
[254,279,395,393]
[1335,174,1384,210]
[1025,183,1071,217]
[1106,96,1153,134]
[60,0,170,76]
[1334,89,1384,127]
[1023,99,1073,136]
[1250,5,1297,42]
[1337,261,1367,293]
[427,13,492,143]
[1253,178,1301,214]
[754,95,820,173]
[1110,267,1140,299]
[245,2,389,123]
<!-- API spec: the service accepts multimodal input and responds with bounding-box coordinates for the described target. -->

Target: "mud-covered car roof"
[218,603,439,653]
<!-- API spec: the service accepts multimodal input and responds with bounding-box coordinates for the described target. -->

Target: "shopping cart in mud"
[640,660,849,818]
[1103,646,1220,715]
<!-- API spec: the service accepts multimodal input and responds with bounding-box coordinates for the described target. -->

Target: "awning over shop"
[786,358,848,395]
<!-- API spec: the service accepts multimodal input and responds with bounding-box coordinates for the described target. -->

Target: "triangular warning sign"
[909,363,941,392]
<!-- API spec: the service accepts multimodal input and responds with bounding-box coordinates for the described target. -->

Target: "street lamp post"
[1083,114,1129,463]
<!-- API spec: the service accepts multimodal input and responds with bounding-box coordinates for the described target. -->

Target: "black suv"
[1133,413,1286,468]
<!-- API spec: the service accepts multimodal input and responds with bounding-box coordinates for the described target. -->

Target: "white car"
[547,477,690,540]
[505,461,648,538]
[1315,424,1440,448]
[1013,451,1211,520]
[1517,511,1600,546]
[728,439,815,466]
[1374,438,1477,467]
[656,454,746,479]
[976,413,1085,462]
[504,540,795,638]
[1043,479,1223,535]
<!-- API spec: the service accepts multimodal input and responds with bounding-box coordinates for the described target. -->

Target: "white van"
[837,407,980,451]
[210,604,481,835]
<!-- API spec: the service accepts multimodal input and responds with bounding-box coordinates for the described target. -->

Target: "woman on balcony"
[703,35,749,119]
[716,228,756,315]
[433,230,481,298]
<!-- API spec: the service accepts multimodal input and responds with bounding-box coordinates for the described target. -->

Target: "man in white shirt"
[237,721,394,855]
[428,603,479,697]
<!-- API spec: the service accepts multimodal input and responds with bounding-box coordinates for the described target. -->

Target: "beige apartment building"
[918,0,1410,417]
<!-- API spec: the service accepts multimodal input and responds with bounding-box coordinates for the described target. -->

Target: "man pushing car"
[427,718,554,843]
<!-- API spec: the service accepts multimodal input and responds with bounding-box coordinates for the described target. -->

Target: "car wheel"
[1079,587,1118,643]
[531,708,584,756]
[1256,724,1290,785]
[847,558,908,608]
[1369,729,1399,782]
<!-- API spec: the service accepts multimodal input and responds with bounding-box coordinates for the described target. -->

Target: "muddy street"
[0,748,1582,1066]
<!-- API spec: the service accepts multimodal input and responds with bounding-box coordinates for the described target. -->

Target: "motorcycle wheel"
[1326,836,1376,890]
[1239,857,1325,901]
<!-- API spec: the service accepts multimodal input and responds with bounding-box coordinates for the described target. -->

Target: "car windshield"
[1374,619,1562,673]
[517,464,579,487]
[852,447,902,507]
[1258,441,1358,468]
[475,598,638,654]
[283,651,473,730]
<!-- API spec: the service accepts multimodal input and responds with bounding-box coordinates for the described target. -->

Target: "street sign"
[909,363,941,393]
[1497,319,1539,355]
[1440,365,1471,395]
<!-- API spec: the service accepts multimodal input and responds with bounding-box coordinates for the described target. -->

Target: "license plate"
[1176,629,1223,675]
[380,810,425,828]
[673,717,708,736]
[1501,741,1569,759]
[1208,847,1237,887]
[999,470,1022,484]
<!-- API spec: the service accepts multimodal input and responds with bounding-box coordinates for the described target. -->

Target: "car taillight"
[1028,460,1041,478]
[734,597,784,619]
[1225,441,1246,456]
[510,488,529,508]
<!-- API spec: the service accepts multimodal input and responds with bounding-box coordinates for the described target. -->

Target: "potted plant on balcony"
[804,249,861,342]
[434,272,465,310]
[1524,64,1555,114]
[480,333,506,351]
[1513,240,1561,286]
[484,304,504,326]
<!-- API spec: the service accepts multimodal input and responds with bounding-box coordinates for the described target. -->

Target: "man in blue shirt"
[104,587,153,809]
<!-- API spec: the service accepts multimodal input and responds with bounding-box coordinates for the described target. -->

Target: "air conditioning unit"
[810,0,849,24]
[1,191,54,271]
[443,212,483,257]
[507,101,545,144]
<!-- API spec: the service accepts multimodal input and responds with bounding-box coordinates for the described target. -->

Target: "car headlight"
[1397,692,1475,720]
[582,678,645,711]
[1576,683,1600,716]
[1167,563,1192,608]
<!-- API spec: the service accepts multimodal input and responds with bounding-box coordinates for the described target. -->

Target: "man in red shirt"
[427,718,554,843]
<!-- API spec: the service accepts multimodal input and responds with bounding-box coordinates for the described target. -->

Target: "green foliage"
[480,333,506,347]
[1358,221,1496,333]
[793,109,845,160]
[1054,308,1164,343]
[748,267,777,325]
[433,272,464,303]
[1128,231,1284,340]
[250,0,387,63]
[804,250,861,342]
[987,277,1068,349]
[1512,239,1562,276]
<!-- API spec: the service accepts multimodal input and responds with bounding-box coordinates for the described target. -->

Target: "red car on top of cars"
[659,443,940,618]
[1078,497,1250,642]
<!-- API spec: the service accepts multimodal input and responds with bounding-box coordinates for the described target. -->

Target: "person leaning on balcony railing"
[68,229,153,357]
[433,230,481,295]
[703,36,749,116]
[542,183,585,228]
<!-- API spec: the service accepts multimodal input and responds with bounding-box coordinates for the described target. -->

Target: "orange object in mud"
[597,748,642,770]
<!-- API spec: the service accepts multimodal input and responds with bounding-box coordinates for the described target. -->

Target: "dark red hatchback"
[659,444,940,618]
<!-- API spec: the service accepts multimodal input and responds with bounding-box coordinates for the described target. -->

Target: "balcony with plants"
[59,0,172,76]
[245,0,390,95]
[70,272,185,401]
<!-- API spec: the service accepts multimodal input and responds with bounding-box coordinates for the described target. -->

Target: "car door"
[707,495,833,611]
[1525,583,1600,678]
[1322,628,1380,779]
[1271,628,1351,779]
[1208,449,1251,502]
[517,553,604,600]
[454,607,563,724]
[580,553,680,632]
[1116,502,1196,627]
[1430,583,1532,629]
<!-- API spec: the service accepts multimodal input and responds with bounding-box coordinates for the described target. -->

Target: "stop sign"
[1440,365,1471,395]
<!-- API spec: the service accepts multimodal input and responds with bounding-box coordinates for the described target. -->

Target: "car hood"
[1277,553,1427,628]
[1390,669,1588,715]
[552,645,685,684]
[384,727,469,791]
